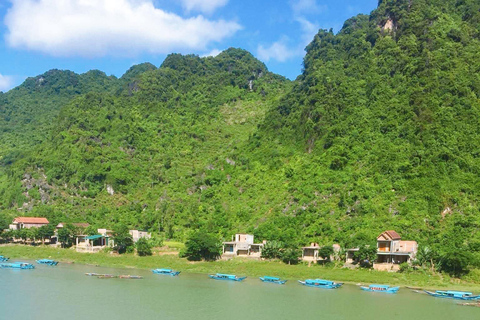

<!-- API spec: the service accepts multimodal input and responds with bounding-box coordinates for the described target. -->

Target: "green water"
[0,262,477,320]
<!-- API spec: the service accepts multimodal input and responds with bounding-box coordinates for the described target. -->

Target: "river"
[0,261,477,320]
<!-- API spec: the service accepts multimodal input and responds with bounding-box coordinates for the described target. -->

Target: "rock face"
[106,185,115,195]
[381,19,395,32]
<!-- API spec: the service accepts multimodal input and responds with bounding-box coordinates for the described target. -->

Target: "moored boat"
[119,275,143,279]
[298,279,343,289]
[361,284,399,293]
[0,262,35,269]
[97,274,117,279]
[259,276,287,284]
[152,268,181,276]
[0,255,9,262]
[209,273,246,281]
[36,259,59,266]
[424,290,480,300]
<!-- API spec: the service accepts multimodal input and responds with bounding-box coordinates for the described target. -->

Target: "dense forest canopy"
[1,0,479,264]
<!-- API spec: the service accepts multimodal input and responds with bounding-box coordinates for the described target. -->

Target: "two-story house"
[374,230,418,271]
[222,234,264,258]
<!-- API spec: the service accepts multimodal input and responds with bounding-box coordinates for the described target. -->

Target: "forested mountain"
[1,0,480,262]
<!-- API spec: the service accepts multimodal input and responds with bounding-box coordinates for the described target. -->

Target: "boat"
[97,274,117,279]
[209,273,246,281]
[119,275,143,279]
[152,268,181,276]
[85,273,100,276]
[360,284,400,293]
[0,262,35,269]
[0,255,9,262]
[298,279,343,289]
[259,276,287,284]
[36,259,59,266]
[424,290,480,300]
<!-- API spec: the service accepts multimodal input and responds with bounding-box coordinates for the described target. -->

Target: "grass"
[2,244,480,291]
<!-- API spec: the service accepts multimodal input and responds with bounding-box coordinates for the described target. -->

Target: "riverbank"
[2,244,480,291]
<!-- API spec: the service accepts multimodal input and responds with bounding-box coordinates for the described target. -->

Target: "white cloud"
[4,0,241,57]
[0,74,14,92]
[257,38,298,63]
[296,16,320,45]
[179,0,229,14]
[290,0,327,16]
[201,48,222,57]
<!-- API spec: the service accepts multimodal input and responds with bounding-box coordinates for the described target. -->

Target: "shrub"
[281,248,300,265]
[261,240,284,259]
[136,238,153,256]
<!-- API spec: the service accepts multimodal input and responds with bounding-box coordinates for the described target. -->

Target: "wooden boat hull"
[119,275,143,279]
[152,269,180,276]
[259,277,287,284]
[361,286,399,293]
[298,280,343,289]
[0,262,35,269]
[36,259,58,266]
[209,275,246,281]
[424,290,480,300]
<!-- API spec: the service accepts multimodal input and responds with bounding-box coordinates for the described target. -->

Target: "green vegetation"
[181,231,222,261]
[1,0,480,281]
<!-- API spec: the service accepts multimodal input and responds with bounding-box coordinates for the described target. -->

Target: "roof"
[13,217,49,224]
[85,235,105,240]
[377,230,401,241]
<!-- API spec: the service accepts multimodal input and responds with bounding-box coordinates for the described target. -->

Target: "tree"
[438,248,471,277]
[182,231,222,261]
[57,224,75,248]
[318,246,334,261]
[112,224,134,254]
[281,248,300,265]
[136,237,153,256]
[353,245,377,268]
[37,225,55,245]
[261,240,284,259]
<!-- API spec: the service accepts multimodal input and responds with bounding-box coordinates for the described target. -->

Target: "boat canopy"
[306,279,334,285]
[157,268,173,272]
[263,276,280,280]
[216,273,236,278]
[369,284,390,288]
[438,290,473,296]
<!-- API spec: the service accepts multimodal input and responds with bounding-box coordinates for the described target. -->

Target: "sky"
[0,0,379,92]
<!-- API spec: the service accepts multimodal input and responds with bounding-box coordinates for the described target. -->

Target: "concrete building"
[129,230,151,243]
[9,217,49,230]
[222,234,264,258]
[373,230,418,272]
[302,243,341,262]
[76,228,114,253]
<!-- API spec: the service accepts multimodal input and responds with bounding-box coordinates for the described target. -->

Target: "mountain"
[1,0,480,261]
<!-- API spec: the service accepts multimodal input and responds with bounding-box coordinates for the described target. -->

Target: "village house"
[9,217,49,230]
[129,230,151,243]
[373,230,418,272]
[302,243,320,261]
[302,243,341,262]
[222,234,265,258]
[75,228,114,253]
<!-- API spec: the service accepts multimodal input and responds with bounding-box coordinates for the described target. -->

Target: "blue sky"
[0,0,378,91]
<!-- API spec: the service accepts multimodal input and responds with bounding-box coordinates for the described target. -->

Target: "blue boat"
[0,255,9,262]
[0,262,35,269]
[209,273,246,281]
[36,259,59,266]
[259,276,287,284]
[152,268,180,276]
[424,290,480,301]
[361,284,399,293]
[298,279,343,289]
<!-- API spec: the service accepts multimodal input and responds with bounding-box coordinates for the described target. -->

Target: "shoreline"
[2,244,480,292]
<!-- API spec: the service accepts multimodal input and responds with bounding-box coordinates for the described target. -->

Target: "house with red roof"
[9,217,49,230]
[374,230,418,271]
